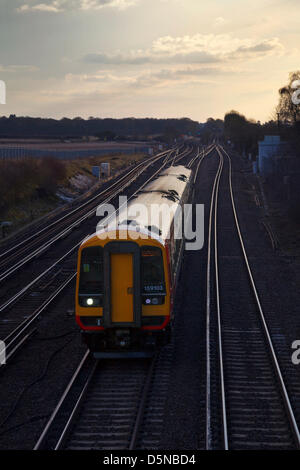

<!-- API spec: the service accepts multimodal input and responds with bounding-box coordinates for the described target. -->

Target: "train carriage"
[75,165,191,357]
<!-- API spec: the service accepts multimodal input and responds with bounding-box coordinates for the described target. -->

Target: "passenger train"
[75,165,192,356]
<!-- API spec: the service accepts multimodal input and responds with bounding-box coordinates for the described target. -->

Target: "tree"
[224,111,248,150]
[96,130,116,141]
[200,118,224,143]
[162,126,181,144]
[276,71,300,124]
[224,111,263,155]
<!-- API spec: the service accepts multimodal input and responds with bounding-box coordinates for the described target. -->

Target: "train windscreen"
[141,246,165,294]
[79,246,103,307]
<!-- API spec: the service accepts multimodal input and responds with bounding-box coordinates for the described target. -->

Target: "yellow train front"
[75,165,191,357]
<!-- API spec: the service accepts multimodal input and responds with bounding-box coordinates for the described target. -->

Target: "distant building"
[258,135,290,176]
[101,162,110,177]
[92,166,101,179]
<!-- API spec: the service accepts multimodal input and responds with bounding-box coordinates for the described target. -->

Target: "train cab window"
[79,246,103,307]
[141,247,165,303]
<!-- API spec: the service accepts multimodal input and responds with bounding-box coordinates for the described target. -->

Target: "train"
[75,165,192,357]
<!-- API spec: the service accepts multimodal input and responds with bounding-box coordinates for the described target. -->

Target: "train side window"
[79,247,103,307]
[141,246,165,294]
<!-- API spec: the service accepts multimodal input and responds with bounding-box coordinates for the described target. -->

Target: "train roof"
[83,165,192,246]
[142,165,190,195]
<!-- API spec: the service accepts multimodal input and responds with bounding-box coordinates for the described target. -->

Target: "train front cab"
[75,232,172,357]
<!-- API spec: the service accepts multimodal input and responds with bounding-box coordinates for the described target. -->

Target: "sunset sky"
[0,0,299,122]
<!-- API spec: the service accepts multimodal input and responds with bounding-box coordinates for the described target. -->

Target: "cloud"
[0,64,39,72]
[83,52,152,65]
[81,0,138,9]
[132,66,231,89]
[230,38,284,58]
[82,50,219,65]
[16,0,138,13]
[151,33,283,59]
[82,33,285,66]
[64,64,241,93]
[17,3,60,11]
[213,17,228,28]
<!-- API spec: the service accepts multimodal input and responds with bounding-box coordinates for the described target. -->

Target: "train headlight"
[142,295,165,306]
[79,295,102,308]
[145,297,159,305]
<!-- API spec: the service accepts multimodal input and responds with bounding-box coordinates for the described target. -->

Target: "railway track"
[187,144,215,170]
[34,346,172,450]
[0,149,175,310]
[205,144,300,450]
[0,270,76,365]
[29,146,205,450]
[0,149,174,283]
[0,149,173,256]
[0,146,200,365]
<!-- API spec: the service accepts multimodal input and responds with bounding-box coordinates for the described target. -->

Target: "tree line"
[0,116,200,141]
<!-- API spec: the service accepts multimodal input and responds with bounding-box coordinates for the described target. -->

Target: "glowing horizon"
[0,0,299,123]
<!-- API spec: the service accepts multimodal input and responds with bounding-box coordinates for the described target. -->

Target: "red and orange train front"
[75,231,172,356]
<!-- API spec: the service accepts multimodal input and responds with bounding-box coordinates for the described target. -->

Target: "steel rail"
[1,273,76,365]
[212,150,229,450]
[0,149,173,283]
[0,148,173,262]
[217,144,300,449]
[0,149,183,312]
[205,148,223,450]
[34,355,156,450]
[129,355,157,450]
[33,350,92,450]
[53,359,99,450]
[0,148,190,368]
[193,146,215,185]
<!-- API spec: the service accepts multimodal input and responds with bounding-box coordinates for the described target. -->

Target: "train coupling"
[115,329,130,348]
